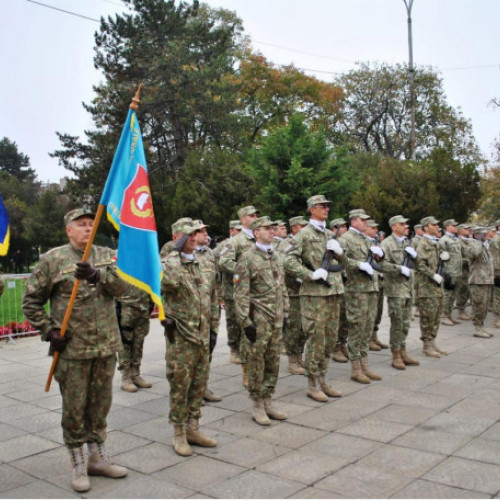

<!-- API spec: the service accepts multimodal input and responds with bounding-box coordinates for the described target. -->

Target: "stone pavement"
[1,307,500,499]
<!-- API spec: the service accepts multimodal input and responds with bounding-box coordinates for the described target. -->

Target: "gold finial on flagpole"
[129,83,142,111]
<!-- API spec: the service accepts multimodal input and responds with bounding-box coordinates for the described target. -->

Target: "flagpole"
[45,86,142,392]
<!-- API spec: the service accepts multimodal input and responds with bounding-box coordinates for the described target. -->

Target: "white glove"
[326,238,343,255]
[400,265,411,277]
[370,246,384,258]
[296,278,303,284]
[432,273,443,285]
[312,268,328,281]
[358,261,374,276]
[404,246,417,259]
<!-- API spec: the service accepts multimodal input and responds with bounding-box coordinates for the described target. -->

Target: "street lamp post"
[403,0,416,160]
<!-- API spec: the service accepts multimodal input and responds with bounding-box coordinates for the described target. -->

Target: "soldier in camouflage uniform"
[338,209,383,384]
[272,220,288,247]
[22,208,128,493]
[219,206,259,381]
[439,219,463,326]
[116,284,153,392]
[234,216,289,425]
[411,224,424,318]
[161,220,220,456]
[277,216,308,374]
[490,220,500,328]
[415,216,446,358]
[160,217,193,260]
[467,226,494,338]
[284,195,345,401]
[455,224,473,320]
[381,215,420,369]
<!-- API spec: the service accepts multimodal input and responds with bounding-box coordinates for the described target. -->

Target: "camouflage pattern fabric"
[469,285,492,327]
[456,237,471,310]
[439,234,463,316]
[417,296,443,341]
[387,297,413,348]
[160,240,175,260]
[336,293,348,346]
[490,234,500,316]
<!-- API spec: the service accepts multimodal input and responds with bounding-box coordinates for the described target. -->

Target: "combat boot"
[494,317,500,328]
[413,306,420,317]
[172,424,192,456]
[340,343,349,359]
[186,418,217,447]
[131,366,152,389]
[87,442,127,478]
[400,346,420,366]
[287,354,306,375]
[203,387,222,402]
[350,359,371,384]
[120,369,138,393]
[431,340,448,355]
[457,310,472,321]
[391,348,406,370]
[68,446,90,493]
[230,349,242,364]
[252,399,271,426]
[360,356,382,381]
[422,340,441,358]
[332,344,348,363]
[241,363,249,387]
[374,332,388,349]
[263,398,287,420]
[450,316,461,325]
[368,331,381,351]
[318,374,342,397]
[473,326,492,338]
[441,315,455,326]
[307,376,329,402]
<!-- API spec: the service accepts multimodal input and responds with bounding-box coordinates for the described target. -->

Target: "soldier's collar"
[242,227,255,239]
[181,252,195,261]
[309,219,326,232]
[256,242,273,255]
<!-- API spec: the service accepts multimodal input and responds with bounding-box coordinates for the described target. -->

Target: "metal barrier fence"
[0,274,39,343]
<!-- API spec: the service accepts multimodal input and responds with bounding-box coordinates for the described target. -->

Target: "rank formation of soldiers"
[20,201,500,493]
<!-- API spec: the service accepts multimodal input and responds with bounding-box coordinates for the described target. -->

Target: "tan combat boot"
[241,363,249,387]
[131,366,152,389]
[307,376,328,402]
[263,397,287,420]
[441,315,455,326]
[318,374,342,397]
[431,340,448,355]
[68,446,90,493]
[422,340,441,358]
[332,344,348,363]
[186,418,217,447]
[391,348,406,370]
[340,343,349,359]
[172,424,193,456]
[494,317,500,329]
[368,331,381,351]
[287,354,306,375]
[360,357,382,381]
[473,325,492,338]
[374,332,389,349]
[252,399,271,426]
[203,387,222,402]
[457,310,472,321]
[350,359,371,384]
[230,349,242,364]
[120,368,138,393]
[87,442,127,478]
[400,346,420,366]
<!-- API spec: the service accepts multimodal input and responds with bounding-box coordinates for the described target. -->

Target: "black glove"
[495,275,500,287]
[443,273,454,290]
[209,330,217,354]
[74,262,100,284]
[161,318,176,344]
[244,324,257,343]
[48,328,66,352]
[283,317,288,330]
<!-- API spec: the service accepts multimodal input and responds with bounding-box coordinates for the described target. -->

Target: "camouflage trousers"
[346,291,378,360]
[387,296,412,349]
[241,316,281,400]
[117,313,150,372]
[301,294,340,376]
[335,294,348,346]
[224,299,241,352]
[442,276,460,316]
[417,296,443,341]
[55,355,116,448]
[455,273,470,310]
[470,284,493,327]
[492,284,500,317]
[166,333,209,424]
[373,286,384,333]
[283,296,307,355]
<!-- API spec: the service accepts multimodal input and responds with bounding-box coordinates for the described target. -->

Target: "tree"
[0,137,36,181]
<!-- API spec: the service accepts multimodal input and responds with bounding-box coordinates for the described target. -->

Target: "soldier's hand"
[209,330,217,354]
[312,268,328,281]
[161,318,176,344]
[244,324,257,343]
[404,246,417,259]
[74,262,100,284]
[432,273,443,285]
[358,261,374,276]
[370,246,384,259]
[48,328,66,352]
[400,265,411,278]
[326,239,343,256]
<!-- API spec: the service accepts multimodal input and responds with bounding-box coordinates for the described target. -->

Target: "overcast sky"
[2,0,499,183]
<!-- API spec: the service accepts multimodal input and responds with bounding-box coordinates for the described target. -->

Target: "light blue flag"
[0,193,9,256]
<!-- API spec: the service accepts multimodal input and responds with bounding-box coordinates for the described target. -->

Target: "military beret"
[229,220,242,229]
[171,217,193,234]
[367,219,379,227]
[289,216,308,227]
[388,215,409,227]
[237,205,258,219]
[307,194,331,208]
[443,219,458,227]
[251,216,275,230]
[330,218,347,228]
[349,208,370,220]
[420,216,439,227]
[64,208,95,227]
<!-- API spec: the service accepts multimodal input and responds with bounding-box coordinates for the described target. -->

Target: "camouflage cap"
[273,219,286,227]
[64,208,95,227]
[367,219,379,227]
[229,220,242,229]
[251,216,275,230]
[472,226,486,234]
[307,194,331,208]
[457,223,471,231]
[494,219,500,228]
[192,219,209,230]
[388,215,408,227]
[420,216,439,227]
[289,216,308,227]
[330,217,347,228]
[237,205,258,219]
[443,219,459,227]
[348,208,370,220]
[414,224,422,230]
[171,217,193,234]
[177,220,198,235]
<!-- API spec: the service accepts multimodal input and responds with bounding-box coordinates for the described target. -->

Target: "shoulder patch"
[220,244,232,256]
[233,273,240,284]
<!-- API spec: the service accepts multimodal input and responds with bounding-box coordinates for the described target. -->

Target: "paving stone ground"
[0,306,499,499]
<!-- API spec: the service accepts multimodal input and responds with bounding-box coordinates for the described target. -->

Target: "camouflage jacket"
[160,240,175,261]
[460,237,471,274]
[411,235,422,250]
[161,252,219,346]
[234,246,289,329]
[467,240,494,285]
[218,230,256,275]
[277,235,301,297]
[380,234,413,298]
[22,244,128,359]
[284,223,346,296]
[438,234,462,277]
[489,234,500,274]
[213,238,232,300]
[338,228,378,293]
[116,284,151,317]
[415,236,443,298]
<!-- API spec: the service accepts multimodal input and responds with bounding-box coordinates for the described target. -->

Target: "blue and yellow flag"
[0,193,9,256]
[100,108,165,320]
